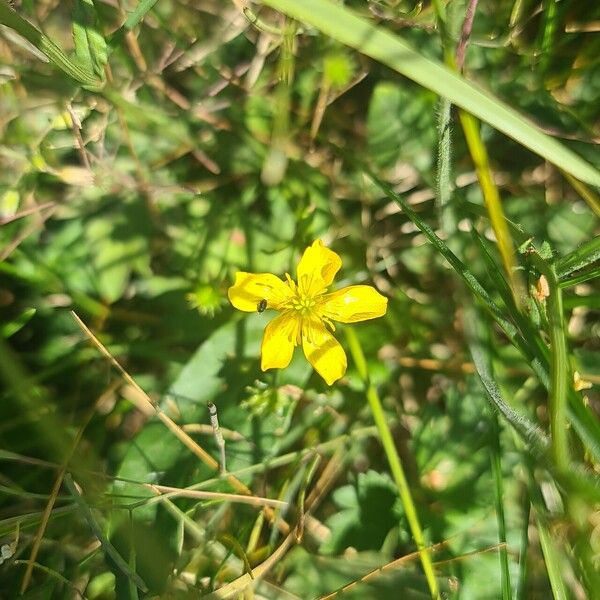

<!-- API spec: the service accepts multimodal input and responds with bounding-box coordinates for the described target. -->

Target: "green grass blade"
[559,265,600,288]
[124,0,160,29]
[490,413,512,600]
[436,93,454,234]
[464,306,549,455]
[459,110,525,305]
[546,265,570,470]
[535,513,569,600]
[515,496,530,600]
[556,235,600,279]
[364,170,520,341]
[262,0,600,187]
[64,474,148,593]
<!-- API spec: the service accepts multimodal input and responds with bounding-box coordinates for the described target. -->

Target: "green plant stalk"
[437,97,455,235]
[535,512,568,600]
[345,328,440,600]
[459,110,525,308]
[0,0,101,87]
[490,414,512,600]
[124,0,160,29]
[545,265,570,470]
[515,493,530,600]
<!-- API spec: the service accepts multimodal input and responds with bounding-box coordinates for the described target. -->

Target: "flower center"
[292,293,316,316]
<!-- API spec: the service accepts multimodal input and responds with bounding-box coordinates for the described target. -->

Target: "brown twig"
[455,0,479,71]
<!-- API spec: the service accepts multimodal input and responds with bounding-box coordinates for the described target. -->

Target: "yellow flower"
[227,240,388,385]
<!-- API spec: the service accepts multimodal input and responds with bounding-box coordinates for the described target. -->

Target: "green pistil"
[292,294,315,315]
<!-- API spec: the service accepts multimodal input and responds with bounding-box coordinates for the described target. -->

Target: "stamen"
[322,316,335,332]
[285,273,296,292]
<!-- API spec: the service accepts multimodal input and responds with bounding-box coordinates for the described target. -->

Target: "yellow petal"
[319,285,387,323]
[302,317,347,385]
[228,272,292,312]
[261,311,299,371]
[296,240,342,297]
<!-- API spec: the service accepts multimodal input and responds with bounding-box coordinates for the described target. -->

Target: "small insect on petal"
[257,299,268,313]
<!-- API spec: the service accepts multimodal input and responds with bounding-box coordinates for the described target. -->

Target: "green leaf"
[321,470,401,554]
[1,308,36,338]
[124,0,160,30]
[261,0,600,187]
[73,0,107,80]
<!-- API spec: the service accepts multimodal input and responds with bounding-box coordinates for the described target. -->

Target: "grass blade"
[64,474,148,593]
[124,0,160,29]
[556,235,600,278]
[490,413,512,600]
[535,513,569,600]
[345,328,441,600]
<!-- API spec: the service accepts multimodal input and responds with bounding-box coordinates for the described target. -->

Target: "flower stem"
[345,328,440,600]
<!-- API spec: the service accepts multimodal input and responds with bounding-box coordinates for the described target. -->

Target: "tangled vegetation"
[1,1,599,598]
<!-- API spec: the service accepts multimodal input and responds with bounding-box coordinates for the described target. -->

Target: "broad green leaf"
[321,470,401,555]
[262,0,600,187]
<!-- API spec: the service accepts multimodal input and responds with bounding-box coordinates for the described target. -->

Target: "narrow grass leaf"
[64,474,148,593]
[490,414,512,600]
[515,497,530,600]
[1,308,36,338]
[545,265,570,469]
[73,0,107,80]
[556,235,600,279]
[559,265,600,288]
[535,513,569,600]
[465,312,549,455]
[125,0,160,29]
[364,170,520,341]
[262,0,600,186]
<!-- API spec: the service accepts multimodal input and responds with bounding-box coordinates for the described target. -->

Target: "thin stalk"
[545,265,570,470]
[535,512,568,600]
[490,413,512,600]
[515,494,530,600]
[458,110,525,308]
[345,328,440,600]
